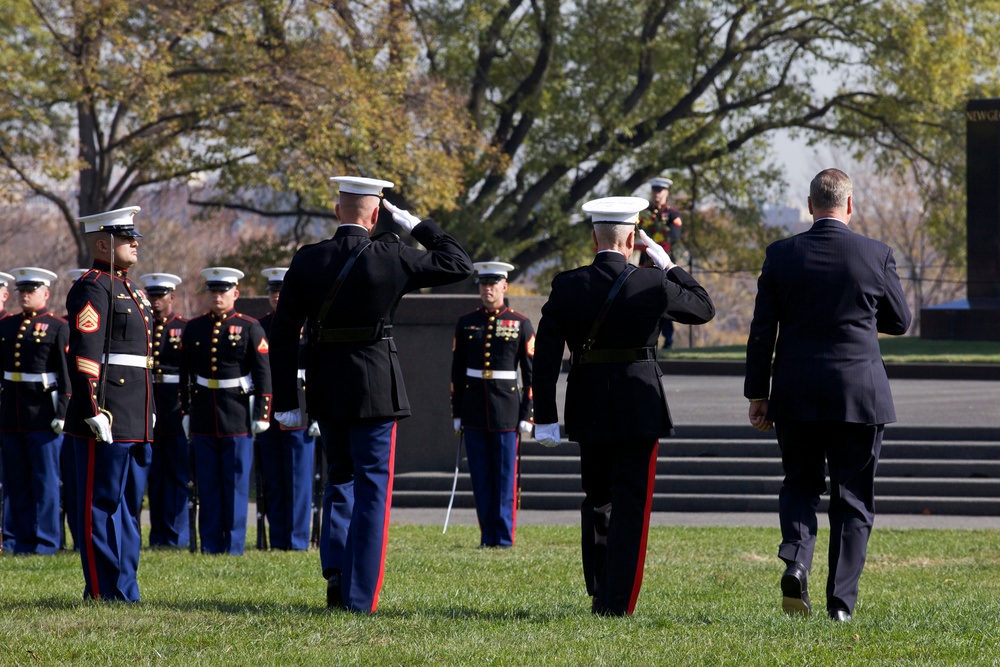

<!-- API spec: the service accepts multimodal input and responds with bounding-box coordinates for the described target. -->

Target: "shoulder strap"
[582,264,636,352]
[315,239,372,327]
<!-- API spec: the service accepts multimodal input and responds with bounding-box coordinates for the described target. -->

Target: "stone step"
[391,490,1000,516]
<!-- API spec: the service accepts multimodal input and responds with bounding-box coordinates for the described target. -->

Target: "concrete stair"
[392,425,1000,516]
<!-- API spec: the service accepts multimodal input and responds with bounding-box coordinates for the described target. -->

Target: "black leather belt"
[314,324,393,343]
[573,346,656,365]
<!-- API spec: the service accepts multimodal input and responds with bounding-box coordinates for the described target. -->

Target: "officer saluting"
[65,207,154,602]
[0,268,70,554]
[256,267,317,551]
[451,262,534,549]
[140,273,189,548]
[269,175,472,613]
[180,267,272,555]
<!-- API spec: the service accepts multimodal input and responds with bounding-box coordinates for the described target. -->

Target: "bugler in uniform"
[180,267,272,555]
[0,268,70,554]
[140,273,189,548]
[451,261,534,548]
[269,175,472,613]
[256,267,317,551]
[65,206,155,602]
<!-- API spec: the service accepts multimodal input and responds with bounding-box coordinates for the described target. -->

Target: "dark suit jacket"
[744,218,912,424]
[534,252,715,441]
[269,221,472,421]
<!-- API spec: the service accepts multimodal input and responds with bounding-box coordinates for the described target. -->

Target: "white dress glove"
[275,410,302,429]
[51,419,64,435]
[85,413,113,444]
[518,420,533,435]
[637,229,675,270]
[534,423,561,448]
[382,200,421,233]
[308,421,322,437]
[453,418,462,434]
[251,420,270,435]
[182,414,191,439]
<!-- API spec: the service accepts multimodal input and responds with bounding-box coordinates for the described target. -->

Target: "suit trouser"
[579,438,659,616]
[775,420,884,613]
[1,431,63,554]
[464,428,518,547]
[317,418,396,614]
[191,434,252,555]
[258,425,314,550]
[147,431,190,548]
[73,436,151,602]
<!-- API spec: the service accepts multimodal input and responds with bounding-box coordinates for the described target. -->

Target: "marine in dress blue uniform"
[58,269,89,551]
[140,273,189,548]
[256,267,316,551]
[533,197,715,616]
[180,267,272,555]
[451,261,534,548]
[0,268,70,554]
[638,177,683,349]
[65,207,154,602]
[0,271,10,553]
[269,176,472,613]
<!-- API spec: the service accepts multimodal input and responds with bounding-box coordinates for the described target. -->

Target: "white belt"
[4,371,57,385]
[297,369,307,381]
[195,374,253,391]
[105,353,154,369]
[466,369,517,380]
[153,374,181,384]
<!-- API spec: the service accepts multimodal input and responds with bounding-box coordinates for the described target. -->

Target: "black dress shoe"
[326,573,342,609]
[829,609,852,622]
[780,563,811,617]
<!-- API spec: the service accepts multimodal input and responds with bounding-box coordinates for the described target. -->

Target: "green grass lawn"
[2,525,999,665]
[667,337,1000,363]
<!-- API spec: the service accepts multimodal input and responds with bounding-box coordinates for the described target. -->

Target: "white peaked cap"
[582,196,650,225]
[0,271,14,286]
[139,273,183,293]
[78,206,143,236]
[330,176,395,196]
[473,261,515,279]
[11,267,58,287]
[648,177,673,189]
[200,266,245,287]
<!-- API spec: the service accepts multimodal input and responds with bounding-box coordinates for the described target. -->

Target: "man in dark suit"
[744,168,911,622]
[533,196,715,616]
[269,175,472,613]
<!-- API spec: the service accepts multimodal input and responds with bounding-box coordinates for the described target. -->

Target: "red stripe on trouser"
[84,438,100,600]
[510,434,519,544]
[370,421,396,613]
[626,440,658,614]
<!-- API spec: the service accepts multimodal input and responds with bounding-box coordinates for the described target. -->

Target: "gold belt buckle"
[10,372,22,382]
[207,378,221,389]
[481,369,493,379]
[146,357,154,370]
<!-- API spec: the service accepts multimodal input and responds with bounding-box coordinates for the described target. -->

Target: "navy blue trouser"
[464,428,518,547]
[579,438,659,616]
[258,425,314,550]
[59,436,79,550]
[775,421,884,614]
[191,434,252,555]
[318,418,396,613]
[147,432,190,548]
[1,431,62,554]
[73,435,151,602]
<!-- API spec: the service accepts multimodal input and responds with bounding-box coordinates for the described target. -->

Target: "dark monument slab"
[921,98,1000,340]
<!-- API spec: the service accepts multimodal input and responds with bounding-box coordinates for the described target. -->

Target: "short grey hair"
[809,169,852,210]
[593,223,632,246]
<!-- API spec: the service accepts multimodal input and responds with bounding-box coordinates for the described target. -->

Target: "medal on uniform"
[33,322,48,339]
[228,325,242,343]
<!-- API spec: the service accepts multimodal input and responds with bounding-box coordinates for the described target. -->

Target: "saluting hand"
[382,200,421,233]
[637,229,675,271]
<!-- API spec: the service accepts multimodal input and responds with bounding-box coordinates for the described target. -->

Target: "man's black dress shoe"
[829,609,852,622]
[326,573,342,609]
[780,563,811,617]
